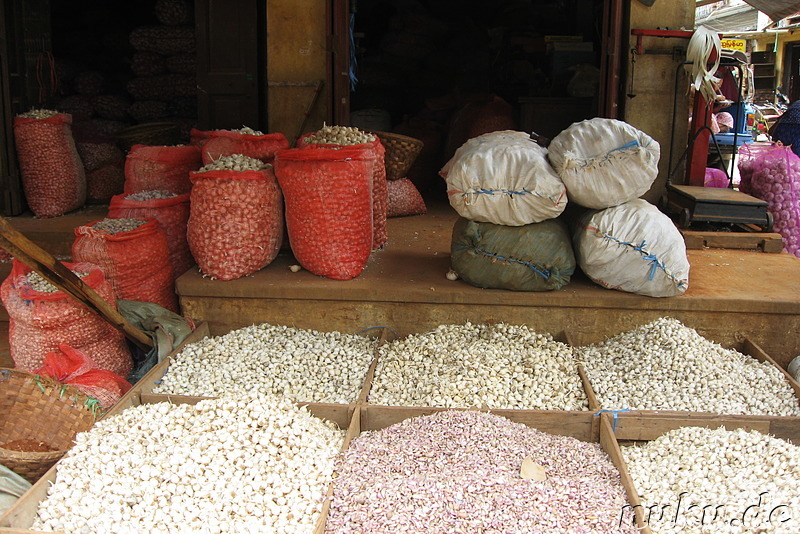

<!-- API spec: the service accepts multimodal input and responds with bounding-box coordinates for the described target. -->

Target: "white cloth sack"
[573,198,689,297]
[547,118,660,209]
[440,130,567,226]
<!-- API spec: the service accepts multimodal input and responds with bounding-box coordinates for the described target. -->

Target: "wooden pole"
[0,217,153,351]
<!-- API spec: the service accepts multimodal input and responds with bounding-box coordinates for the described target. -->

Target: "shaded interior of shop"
[1,0,612,213]
[347,0,607,201]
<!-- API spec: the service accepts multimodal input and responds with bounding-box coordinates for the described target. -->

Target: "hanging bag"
[274,146,373,280]
[187,166,284,281]
[72,218,178,312]
[13,111,87,218]
[0,260,132,376]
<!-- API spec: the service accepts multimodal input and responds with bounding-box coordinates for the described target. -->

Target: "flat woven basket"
[364,129,424,180]
[0,368,103,483]
[117,121,181,152]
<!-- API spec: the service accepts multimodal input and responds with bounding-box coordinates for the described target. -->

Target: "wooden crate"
[581,338,800,444]
[0,374,358,533]
[339,406,652,533]
[607,413,800,532]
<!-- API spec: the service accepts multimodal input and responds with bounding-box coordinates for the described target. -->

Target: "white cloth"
[573,198,690,297]
[547,118,660,209]
[441,131,567,226]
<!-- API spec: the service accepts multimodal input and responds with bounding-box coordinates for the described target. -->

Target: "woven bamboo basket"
[364,129,424,180]
[0,368,103,483]
[117,121,181,152]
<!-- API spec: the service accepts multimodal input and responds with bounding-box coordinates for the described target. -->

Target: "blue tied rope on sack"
[599,234,686,289]
[594,408,630,430]
[473,248,575,280]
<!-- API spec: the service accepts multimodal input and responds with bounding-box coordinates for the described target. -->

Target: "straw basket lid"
[363,129,424,180]
[0,368,104,483]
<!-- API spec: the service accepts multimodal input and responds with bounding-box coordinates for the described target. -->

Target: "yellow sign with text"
[721,38,746,52]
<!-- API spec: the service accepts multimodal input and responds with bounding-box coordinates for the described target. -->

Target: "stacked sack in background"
[549,118,689,298]
[441,130,574,292]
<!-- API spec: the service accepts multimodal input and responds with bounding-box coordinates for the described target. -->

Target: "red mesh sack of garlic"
[187,160,284,281]
[0,259,133,376]
[124,144,202,195]
[13,110,87,218]
[274,146,373,280]
[72,218,178,312]
[749,144,800,257]
[108,191,194,280]
[35,344,132,408]
[199,127,290,166]
[387,178,427,217]
[298,127,387,249]
[189,127,213,148]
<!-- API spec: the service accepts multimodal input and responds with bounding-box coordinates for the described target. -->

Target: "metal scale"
[661,44,773,233]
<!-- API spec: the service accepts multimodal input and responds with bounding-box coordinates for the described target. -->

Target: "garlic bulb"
[369,322,588,410]
[32,394,344,534]
[153,323,376,403]
[622,426,800,534]
[578,317,800,416]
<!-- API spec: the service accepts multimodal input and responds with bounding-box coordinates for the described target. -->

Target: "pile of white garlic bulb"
[303,124,376,146]
[32,394,345,534]
[368,322,589,410]
[622,426,800,534]
[17,108,60,119]
[198,154,269,173]
[577,317,800,416]
[153,323,376,403]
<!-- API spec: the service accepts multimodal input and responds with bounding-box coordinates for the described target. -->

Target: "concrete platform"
[176,201,800,369]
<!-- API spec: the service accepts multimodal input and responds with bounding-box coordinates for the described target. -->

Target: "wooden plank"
[314,406,360,534]
[599,414,652,534]
[0,217,152,351]
[681,230,783,252]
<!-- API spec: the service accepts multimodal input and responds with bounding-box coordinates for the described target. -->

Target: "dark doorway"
[783,41,800,103]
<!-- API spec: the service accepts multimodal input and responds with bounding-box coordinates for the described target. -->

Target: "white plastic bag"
[547,118,660,209]
[573,198,689,297]
[440,130,567,226]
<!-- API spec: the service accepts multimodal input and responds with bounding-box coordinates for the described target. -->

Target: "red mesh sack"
[387,178,427,217]
[35,344,132,408]
[124,144,202,195]
[86,161,125,203]
[189,127,213,148]
[297,133,388,249]
[274,147,373,280]
[187,167,283,281]
[0,259,133,376]
[749,144,800,257]
[200,130,290,165]
[13,113,87,218]
[737,142,779,195]
[72,218,178,312]
[108,193,194,279]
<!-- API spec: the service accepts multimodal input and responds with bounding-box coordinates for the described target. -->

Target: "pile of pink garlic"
[324,410,639,533]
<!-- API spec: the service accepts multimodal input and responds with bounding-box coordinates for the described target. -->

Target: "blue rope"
[594,408,630,430]
[473,248,575,280]
[599,234,687,289]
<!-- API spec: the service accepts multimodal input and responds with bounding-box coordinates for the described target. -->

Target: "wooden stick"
[0,217,153,351]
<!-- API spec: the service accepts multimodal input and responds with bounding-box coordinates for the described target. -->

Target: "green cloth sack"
[450,216,575,291]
